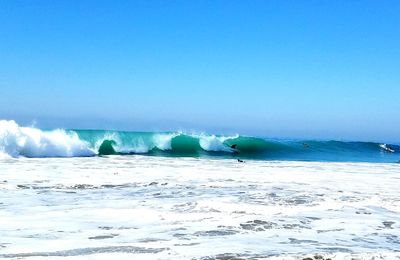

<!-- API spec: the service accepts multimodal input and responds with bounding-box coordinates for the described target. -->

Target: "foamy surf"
[0,120,95,158]
[0,156,399,259]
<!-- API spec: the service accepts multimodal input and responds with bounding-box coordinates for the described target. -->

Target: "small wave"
[94,132,121,154]
[98,140,117,155]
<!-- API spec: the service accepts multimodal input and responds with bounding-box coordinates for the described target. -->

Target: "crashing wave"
[1,120,399,161]
[0,120,95,158]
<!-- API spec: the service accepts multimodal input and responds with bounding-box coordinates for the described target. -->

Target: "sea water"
[1,120,399,162]
[1,156,400,259]
[1,120,400,259]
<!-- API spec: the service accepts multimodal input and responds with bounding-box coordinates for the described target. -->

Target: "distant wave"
[0,120,399,162]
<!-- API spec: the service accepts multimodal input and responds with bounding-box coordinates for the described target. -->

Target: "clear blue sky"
[1,0,399,141]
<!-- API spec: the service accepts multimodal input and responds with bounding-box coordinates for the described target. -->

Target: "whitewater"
[1,120,400,259]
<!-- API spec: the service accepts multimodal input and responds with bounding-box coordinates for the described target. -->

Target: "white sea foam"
[126,137,150,153]
[1,156,399,259]
[153,132,179,150]
[198,134,237,152]
[380,143,395,153]
[0,120,95,157]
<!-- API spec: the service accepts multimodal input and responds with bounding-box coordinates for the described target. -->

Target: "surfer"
[302,143,310,148]
[230,144,244,162]
[230,144,239,154]
[380,144,395,153]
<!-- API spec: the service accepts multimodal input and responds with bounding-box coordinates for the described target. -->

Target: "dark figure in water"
[302,143,310,148]
[230,144,243,162]
[231,144,239,155]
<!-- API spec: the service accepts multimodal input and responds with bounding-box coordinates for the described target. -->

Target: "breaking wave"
[0,120,95,158]
[0,120,399,162]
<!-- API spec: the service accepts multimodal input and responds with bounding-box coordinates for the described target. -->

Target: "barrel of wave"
[75,130,157,155]
[94,133,277,157]
[223,136,286,157]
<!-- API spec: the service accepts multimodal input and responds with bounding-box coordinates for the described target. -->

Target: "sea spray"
[0,120,94,157]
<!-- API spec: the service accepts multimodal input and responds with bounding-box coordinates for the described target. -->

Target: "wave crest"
[1,120,398,162]
[0,120,95,158]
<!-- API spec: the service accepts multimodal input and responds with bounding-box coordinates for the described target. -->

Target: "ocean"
[1,120,399,259]
[1,120,399,163]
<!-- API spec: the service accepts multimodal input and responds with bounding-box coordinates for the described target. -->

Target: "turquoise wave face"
[0,120,398,161]
[72,130,400,163]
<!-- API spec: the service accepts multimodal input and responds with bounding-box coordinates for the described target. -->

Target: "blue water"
[75,130,400,163]
[0,120,399,162]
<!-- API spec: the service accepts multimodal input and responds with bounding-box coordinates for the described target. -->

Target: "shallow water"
[0,156,399,259]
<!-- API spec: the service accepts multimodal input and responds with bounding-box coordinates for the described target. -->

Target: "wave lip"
[153,132,179,151]
[198,134,236,152]
[0,120,95,158]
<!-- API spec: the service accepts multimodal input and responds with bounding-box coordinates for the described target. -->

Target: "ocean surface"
[1,120,400,259]
[0,120,399,162]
